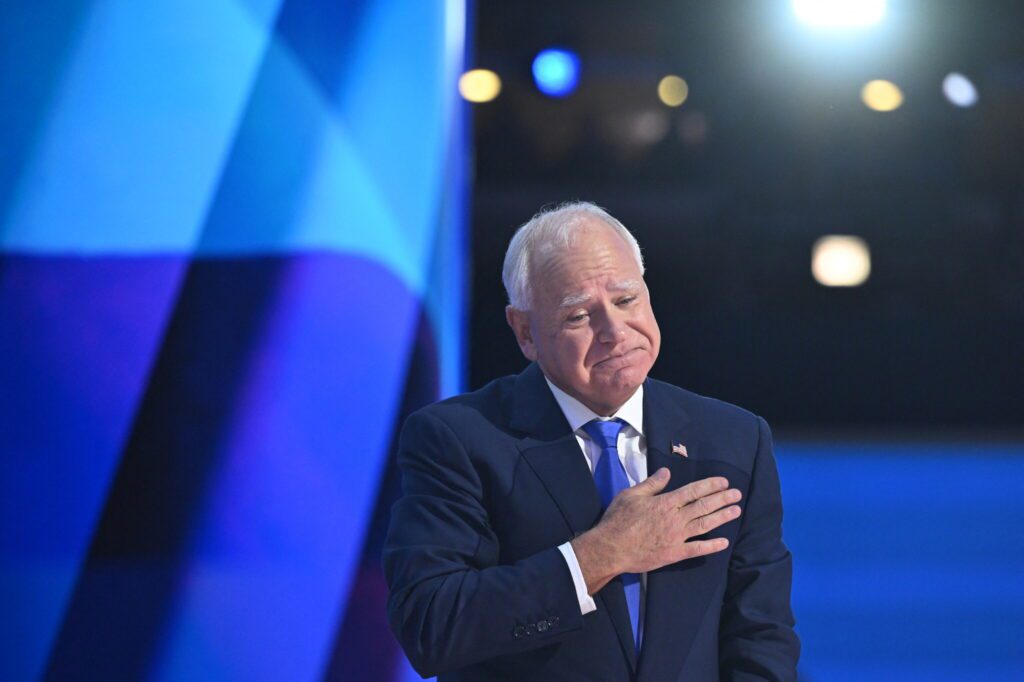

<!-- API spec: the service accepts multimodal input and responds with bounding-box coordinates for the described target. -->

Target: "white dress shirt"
[546,378,648,617]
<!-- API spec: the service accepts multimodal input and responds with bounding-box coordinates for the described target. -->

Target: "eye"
[617,295,638,306]
[566,311,589,324]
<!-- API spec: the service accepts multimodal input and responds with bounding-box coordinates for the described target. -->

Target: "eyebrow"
[610,279,641,292]
[557,280,642,308]
[559,292,591,308]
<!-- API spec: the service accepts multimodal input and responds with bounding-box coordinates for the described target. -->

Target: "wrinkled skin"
[505,218,660,417]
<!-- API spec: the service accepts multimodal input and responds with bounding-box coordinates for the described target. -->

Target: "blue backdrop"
[0,1,465,679]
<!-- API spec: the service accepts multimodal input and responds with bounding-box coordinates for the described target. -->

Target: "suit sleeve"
[718,416,801,681]
[382,409,585,678]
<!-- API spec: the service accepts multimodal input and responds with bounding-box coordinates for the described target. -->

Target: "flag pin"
[672,443,688,458]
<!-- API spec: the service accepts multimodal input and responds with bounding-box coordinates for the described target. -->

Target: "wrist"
[571,527,619,594]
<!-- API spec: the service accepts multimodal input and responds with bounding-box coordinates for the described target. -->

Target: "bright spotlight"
[812,236,871,287]
[792,0,886,28]
[942,72,978,108]
[532,48,580,97]
[861,79,903,112]
[459,69,502,103]
[657,75,689,107]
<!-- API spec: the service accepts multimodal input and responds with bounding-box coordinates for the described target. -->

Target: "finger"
[683,488,742,518]
[686,504,742,537]
[665,476,729,506]
[630,467,671,496]
[678,537,730,561]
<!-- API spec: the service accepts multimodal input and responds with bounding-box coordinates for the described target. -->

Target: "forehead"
[533,221,642,298]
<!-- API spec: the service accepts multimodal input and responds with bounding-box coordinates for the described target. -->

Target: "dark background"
[467,0,1024,432]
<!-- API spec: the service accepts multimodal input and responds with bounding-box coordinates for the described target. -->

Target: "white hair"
[501,201,645,310]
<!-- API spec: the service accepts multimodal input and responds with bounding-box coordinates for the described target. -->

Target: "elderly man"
[384,202,799,681]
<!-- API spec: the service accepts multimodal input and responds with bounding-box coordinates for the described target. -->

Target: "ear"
[505,305,538,361]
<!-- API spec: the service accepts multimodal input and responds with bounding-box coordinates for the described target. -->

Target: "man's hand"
[570,468,741,595]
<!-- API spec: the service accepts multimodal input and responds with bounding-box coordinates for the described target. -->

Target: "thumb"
[632,467,670,496]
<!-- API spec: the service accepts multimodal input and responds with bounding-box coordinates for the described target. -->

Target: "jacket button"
[525,624,537,636]
[548,616,559,628]
[537,620,549,633]
[513,626,525,639]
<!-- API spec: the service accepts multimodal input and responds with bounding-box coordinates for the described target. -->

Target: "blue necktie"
[581,418,642,654]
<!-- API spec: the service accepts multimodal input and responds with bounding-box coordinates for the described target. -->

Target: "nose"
[595,309,628,344]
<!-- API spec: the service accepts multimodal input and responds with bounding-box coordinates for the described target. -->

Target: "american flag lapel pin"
[672,443,688,458]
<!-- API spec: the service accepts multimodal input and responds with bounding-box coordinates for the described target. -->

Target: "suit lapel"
[636,381,724,682]
[511,363,638,672]
[519,436,601,537]
[511,363,602,535]
[596,579,639,672]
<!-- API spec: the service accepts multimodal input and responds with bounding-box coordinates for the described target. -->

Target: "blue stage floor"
[776,441,1024,681]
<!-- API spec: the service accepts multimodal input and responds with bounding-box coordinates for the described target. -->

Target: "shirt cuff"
[557,541,597,615]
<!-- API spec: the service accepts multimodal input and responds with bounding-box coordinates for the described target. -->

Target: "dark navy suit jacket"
[384,363,799,681]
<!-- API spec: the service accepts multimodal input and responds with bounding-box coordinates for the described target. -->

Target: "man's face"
[506,219,661,416]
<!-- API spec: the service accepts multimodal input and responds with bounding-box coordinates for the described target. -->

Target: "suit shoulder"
[649,377,762,424]
[407,373,516,431]
[646,377,768,461]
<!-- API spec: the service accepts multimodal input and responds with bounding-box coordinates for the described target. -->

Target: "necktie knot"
[581,418,625,450]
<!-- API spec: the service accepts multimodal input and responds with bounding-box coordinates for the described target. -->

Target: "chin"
[607,359,650,383]
[594,369,646,400]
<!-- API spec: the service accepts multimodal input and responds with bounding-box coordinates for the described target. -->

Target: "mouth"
[595,347,644,368]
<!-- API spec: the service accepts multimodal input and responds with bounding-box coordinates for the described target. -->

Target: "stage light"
[792,0,886,28]
[629,110,670,145]
[942,72,978,108]
[459,69,502,103]
[657,75,689,107]
[812,236,871,287]
[861,79,903,112]
[532,48,580,97]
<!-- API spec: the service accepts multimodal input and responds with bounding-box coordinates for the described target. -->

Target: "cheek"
[558,334,594,371]
[537,329,584,372]
[649,318,661,352]
[641,310,661,346]
[570,339,593,367]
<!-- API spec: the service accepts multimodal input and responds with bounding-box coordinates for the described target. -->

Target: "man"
[384,202,799,681]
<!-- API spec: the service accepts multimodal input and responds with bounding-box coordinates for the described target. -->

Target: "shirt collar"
[544,377,645,437]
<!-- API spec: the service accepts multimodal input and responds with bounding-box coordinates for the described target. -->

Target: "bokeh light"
[532,48,581,97]
[657,75,689,107]
[861,79,904,112]
[812,235,871,287]
[458,69,502,103]
[942,72,978,108]
[629,110,670,145]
